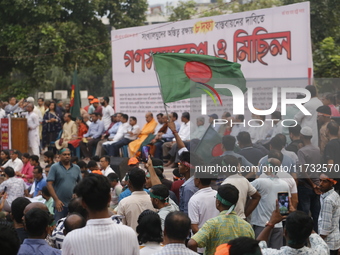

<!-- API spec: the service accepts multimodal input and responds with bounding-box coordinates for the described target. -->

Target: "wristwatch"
[265,221,275,228]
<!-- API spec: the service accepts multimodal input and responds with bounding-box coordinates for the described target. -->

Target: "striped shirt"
[318,188,340,250]
[153,243,198,255]
[62,217,139,255]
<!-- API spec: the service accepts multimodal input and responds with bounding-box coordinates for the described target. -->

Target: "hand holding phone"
[141,146,150,163]
[278,192,290,216]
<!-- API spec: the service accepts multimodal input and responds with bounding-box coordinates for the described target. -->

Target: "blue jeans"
[297,185,320,232]
[54,206,69,223]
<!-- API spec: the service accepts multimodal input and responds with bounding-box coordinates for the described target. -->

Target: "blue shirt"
[47,162,81,206]
[258,154,295,175]
[179,176,198,214]
[221,151,253,167]
[83,120,105,139]
[119,188,149,202]
[34,177,47,197]
[18,239,61,255]
[108,122,122,138]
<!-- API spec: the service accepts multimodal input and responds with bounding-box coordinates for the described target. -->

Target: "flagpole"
[152,52,171,120]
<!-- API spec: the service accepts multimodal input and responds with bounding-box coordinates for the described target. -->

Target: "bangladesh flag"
[153,53,246,105]
[70,70,81,119]
[194,124,223,164]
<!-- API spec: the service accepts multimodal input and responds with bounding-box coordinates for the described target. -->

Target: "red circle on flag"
[184,61,213,83]
[212,143,223,157]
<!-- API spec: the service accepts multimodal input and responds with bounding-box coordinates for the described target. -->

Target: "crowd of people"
[0,85,340,255]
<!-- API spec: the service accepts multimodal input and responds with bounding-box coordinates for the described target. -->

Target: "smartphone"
[3,187,7,193]
[141,146,150,163]
[278,192,289,216]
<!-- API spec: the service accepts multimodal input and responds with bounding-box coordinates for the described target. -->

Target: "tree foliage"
[0,0,147,100]
[168,0,198,22]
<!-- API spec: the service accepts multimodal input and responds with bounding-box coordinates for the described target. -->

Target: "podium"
[11,118,28,153]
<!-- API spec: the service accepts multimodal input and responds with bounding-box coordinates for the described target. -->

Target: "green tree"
[0,0,147,100]
[168,0,198,21]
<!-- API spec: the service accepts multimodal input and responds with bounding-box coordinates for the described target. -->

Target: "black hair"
[121,114,129,121]
[130,116,137,122]
[43,151,54,161]
[218,184,239,207]
[91,112,101,117]
[178,151,204,169]
[24,208,50,237]
[236,131,252,146]
[45,164,52,169]
[41,186,50,197]
[270,136,283,150]
[236,114,245,122]
[76,174,111,211]
[324,93,336,105]
[77,160,87,169]
[71,156,79,164]
[91,155,100,162]
[305,85,317,98]
[68,197,88,219]
[288,124,301,136]
[164,211,191,241]
[101,155,110,163]
[136,209,163,244]
[222,155,239,168]
[107,172,119,182]
[199,178,212,186]
[268,150,283,164]
[275,134,287,147]
[222,135,236,151]
[156,113,164,118]
[64,213,86,234]
[38,98,44,101]
[182,111,190,121]
[271,111,282,120]
[4,167,15,177]
[151,157,164,172]
[128,167,146,190]
[22,153,30,159]
[34,166,43,174]
[1,149,10,159]
[228,237,261,255]
[0,221,20,255]
[327,121,339,136]
[223,111,231,118]
[151,184,169,202]
[171,112,178,120]
[87,160,98,169]
[11,197,31,224]
[103,96,110,103]
[285,211,313,245]
[29,155,39,163]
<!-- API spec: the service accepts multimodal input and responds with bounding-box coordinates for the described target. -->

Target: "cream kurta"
[56,120,77,150]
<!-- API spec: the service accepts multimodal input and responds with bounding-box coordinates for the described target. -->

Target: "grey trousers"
[253,225,283,249]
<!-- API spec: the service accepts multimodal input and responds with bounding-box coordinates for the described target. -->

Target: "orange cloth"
[129,118,157,156]
[215,244,230,255]
[68,123,88,148]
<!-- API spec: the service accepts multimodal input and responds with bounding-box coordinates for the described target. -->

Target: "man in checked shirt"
[318,173,340,255]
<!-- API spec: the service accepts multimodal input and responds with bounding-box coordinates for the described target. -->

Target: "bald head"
[145,112,153,123]
[63,213,86,236]
[24,202,49,215]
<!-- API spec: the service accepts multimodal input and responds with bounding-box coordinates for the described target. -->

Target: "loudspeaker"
[110,157,129,181]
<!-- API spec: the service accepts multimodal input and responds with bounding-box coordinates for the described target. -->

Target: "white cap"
[300,126,313,137]
[26,97,35,103]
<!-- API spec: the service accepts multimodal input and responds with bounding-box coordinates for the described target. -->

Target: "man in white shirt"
[0,100,6,118]
[154,113,164,134]
[251,155,290,249]
[230,114,247,137]
[63,174,139,255]
[190,116,206,140]
[188,176,219,254]
[117,168,155,232]
[100,156,115,176]
[295,85,323,147]
[1,150,23,173]
[100,97,115,130]
[221,155,261,219]
[26,103,40,156]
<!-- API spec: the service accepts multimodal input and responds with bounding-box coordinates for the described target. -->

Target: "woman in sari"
[42,101,62,149]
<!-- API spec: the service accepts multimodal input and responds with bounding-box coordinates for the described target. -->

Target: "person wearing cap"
[91,98,103,117]
[100,97,115,130]
[318,172,340,254]
[296,126,321,232]
[187,184,254,255]
[295,85,323,147]
[1,150,24,173]
[26,103,41,156]
[316,105,331,155]
[84,95,94,113]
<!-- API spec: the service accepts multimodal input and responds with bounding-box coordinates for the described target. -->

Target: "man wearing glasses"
[47,148,82,222]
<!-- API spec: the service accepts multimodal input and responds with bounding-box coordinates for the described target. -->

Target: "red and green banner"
[70,70,81,119]
[153,53,246,105]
